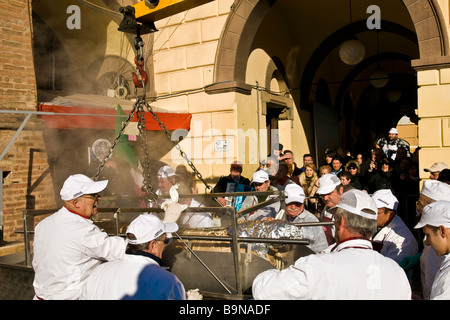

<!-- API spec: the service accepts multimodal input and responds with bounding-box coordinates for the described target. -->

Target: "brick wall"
[0,0,56,242]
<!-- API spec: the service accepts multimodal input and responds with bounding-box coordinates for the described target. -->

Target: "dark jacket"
[212,174,251,193]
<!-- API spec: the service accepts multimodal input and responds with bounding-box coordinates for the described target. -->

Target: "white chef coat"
[430,253,450,300]
[178,198,214,228]
[421,243,445,299]
[32,206,126,300]
[252,238,412,300]
[81,253,186,300]
[372,215,418,264]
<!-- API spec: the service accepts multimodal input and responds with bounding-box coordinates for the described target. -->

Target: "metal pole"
[229,206,243,295]
[0,113,32,162]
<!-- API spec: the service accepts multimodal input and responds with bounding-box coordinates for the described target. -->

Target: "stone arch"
[213,0,449,86]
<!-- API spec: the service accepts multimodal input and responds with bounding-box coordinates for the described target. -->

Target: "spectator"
[424,162,449,181]
[298,163,319,213]
[252,189,412,300]
[299,153,314,172]
[344,160,363,190]
[338,171,352,187]
[331,156,343,175]
[324,149,337,167]
[375,127,410,160]
[273,162,296,190]
[438,169,450,184]
[319,165,332,177]
[366,158,394,193]
[280,150,302,177]
[212,161,251,206]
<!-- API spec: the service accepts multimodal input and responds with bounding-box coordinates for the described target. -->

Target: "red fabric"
[38,104,191,131]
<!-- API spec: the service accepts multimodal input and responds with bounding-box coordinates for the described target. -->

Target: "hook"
[132,54,148,88]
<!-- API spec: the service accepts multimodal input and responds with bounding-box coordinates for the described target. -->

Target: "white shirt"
[288,209,328,253]
[372,215,418,264]
[421,243,445,299]
[32,207,126,300]
[430,254,450,300]
[178,198,214,228]
[81,253,186,300]
[252,238,412,300]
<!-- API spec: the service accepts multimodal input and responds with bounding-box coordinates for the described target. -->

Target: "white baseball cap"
[389,128,398,134]
[371,189,399,211]
[251,170,269,184]
[126,213,179,244]
[421,180,450,201]
[157,165,177,178]
[60,174,108,201]
[414,201,450,229]
[335,189,378,220]
[317,174,341,195]
[424,162,449,173]
[284,183,305,204]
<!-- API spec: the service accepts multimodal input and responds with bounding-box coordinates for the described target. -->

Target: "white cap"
[415,201,450,229]
[389,128,398,134]
[157,165,177,178]
[421,180,450,201]
[317,174,341,195]
[126,214,179,244]
[60,174,108,201]
[371,189,399,211]
[284,184,305,204]
[335,189,378,220]
[424,162,449,173]
[251,170,269,184]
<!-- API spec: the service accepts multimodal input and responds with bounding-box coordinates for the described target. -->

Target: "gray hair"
[334,207,377,239]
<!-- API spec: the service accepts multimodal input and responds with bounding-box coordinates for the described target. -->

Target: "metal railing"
[20,190,335,298]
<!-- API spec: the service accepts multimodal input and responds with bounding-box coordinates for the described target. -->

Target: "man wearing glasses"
[82,214,187,300]
[32,174,127,300]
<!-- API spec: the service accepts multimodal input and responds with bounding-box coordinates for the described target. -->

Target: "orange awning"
[38,104,191,131]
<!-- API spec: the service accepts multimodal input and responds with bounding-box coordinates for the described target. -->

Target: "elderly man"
[283,184,328,252]
[32,174,127,300]
[316,174,343,245]
[82,214,186,300]
[375,127,410,160]
[252,189,412,300]
[424,162,449,180]
[414,201,450,299]
[371,189,418,267]
[401,180,450,299]
[239,170,280,221]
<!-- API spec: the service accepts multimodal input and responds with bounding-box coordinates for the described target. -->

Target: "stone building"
[0,0,449,243]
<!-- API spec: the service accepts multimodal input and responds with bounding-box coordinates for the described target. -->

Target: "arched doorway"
[214,0,447,162]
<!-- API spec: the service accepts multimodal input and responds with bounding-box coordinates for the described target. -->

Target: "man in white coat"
[414,201,450,299]
[371,189,418,266]
[32,174,127,300]
[252,189,412,300]
[82,214,186,300]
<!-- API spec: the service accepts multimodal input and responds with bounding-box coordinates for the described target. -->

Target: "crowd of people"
[30,127,450,300]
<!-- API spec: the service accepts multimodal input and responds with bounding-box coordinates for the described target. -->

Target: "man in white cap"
[424,162,449,180]
[252,189,412,300]
[239,170,280,220]
[375,127,410,160]
[316,174,343,245]
[371,189,418,268]
[414,201,450,299]
[400,180,450,299]
[82,214,187,300]
[32,174,127,300]
[156,165,178,197]
[283,184,328,252]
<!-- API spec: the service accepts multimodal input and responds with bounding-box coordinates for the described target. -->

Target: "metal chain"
[141,99,212,191]
[93,103,138,181]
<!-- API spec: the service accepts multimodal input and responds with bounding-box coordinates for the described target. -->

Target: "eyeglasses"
[81,194,100,201]
[157,237,172,245]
